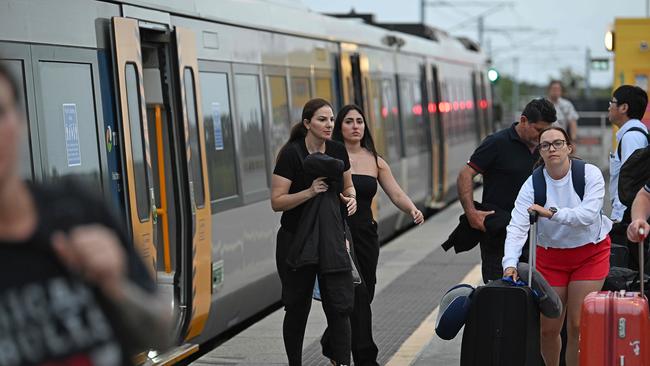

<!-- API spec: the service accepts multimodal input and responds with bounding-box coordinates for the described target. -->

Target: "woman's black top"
[349,174,378,223]
[273,138,350,234]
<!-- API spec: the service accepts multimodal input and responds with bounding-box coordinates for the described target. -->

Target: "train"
[0,0,493,363]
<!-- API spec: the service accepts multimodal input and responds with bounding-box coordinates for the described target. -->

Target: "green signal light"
[488,68,499,83]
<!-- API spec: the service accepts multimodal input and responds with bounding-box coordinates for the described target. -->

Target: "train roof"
[117,0,487,65]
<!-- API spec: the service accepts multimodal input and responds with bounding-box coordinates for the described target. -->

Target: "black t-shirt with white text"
[0,182,155,366]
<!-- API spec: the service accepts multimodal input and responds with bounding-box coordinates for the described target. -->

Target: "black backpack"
[617,127,650,208]
[532,159,586,206]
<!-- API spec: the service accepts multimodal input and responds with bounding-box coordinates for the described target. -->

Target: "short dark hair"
[522,98,556,123]
[548,79,563,91]
[613,85,648,120]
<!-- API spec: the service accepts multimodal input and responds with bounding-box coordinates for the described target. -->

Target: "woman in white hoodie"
[502,127,612,366]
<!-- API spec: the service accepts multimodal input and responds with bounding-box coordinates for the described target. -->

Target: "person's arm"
[568,119,578,141]
[549,165,605,227]
[567,101,579,141]
[340,168,357,216]
[52,225,173,351]
[627,185,650,242]
[458,165,494,231]
[377,157,424,224]
[271,174,325,212]
[502,178,534,274]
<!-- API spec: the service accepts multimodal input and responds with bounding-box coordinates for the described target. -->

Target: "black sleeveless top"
[350,174,378,223]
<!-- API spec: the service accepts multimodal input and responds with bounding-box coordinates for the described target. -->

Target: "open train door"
[173,26,213,341]
[111,18,212,363]
[111,17,157,283]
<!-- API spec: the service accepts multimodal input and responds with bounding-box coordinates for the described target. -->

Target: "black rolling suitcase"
[460,212,543,366]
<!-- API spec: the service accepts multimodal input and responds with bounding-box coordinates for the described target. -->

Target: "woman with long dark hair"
[332,104,424,366]
[271,98,357,366]
[502,127,612,366]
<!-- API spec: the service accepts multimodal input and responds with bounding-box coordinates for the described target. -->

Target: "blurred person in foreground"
[0,59,171,365]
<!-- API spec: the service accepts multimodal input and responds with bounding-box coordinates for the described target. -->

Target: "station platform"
[191,192,484,366]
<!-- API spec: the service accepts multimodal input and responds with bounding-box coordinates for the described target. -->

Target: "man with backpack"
[608,86,649,261]
[609,85,649,223]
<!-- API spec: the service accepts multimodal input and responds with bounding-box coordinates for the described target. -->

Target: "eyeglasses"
[539,139,566,151]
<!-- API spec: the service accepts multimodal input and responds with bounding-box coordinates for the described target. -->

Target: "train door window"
[266,75,290,159]
[315,76,334,104]
[183,68,205,208]
[234,73,268,197]
[199,70,239,204]
[125,63,150,221]
[399,78,426,157]
[2,59,33,179]
[37,61,103,190]
[382,78,402,162]
[290,75,311,123]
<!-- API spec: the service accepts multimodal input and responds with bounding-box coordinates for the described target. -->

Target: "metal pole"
[478,16,484,46]
[512,56,519,121]
[421,0,426,24]
[585,47,591,98]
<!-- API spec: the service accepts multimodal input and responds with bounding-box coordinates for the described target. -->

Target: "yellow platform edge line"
[385,263,483,366]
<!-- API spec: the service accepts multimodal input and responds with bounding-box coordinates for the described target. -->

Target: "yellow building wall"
[613,18,650,125]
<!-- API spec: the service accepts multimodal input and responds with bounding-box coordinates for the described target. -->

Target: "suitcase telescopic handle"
[528,211,539,287]
[640,228,646,297]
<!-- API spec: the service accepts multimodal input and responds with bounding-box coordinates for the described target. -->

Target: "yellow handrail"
[155,105,172,273]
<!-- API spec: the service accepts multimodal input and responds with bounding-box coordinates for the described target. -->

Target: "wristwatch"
[549,207,558,218]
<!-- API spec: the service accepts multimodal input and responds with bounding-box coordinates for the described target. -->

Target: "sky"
[300,0,648,88]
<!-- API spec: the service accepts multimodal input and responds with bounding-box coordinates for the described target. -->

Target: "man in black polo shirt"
[458,98,556,283]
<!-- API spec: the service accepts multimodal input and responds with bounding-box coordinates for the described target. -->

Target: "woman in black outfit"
[332,104,424,366]
[271,98,357,366]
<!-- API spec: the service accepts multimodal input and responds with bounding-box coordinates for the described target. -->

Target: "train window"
[382,78,402,161]
[235,74,268,195]
[315,77,334,104]
[399,78,426,156]
[267,75,291,159]
[3,60,32,179]
[199,71,238,202]
[124,63,150,221]
[38,61,104,188]
[184,68,205,208]
[290,76,311,123]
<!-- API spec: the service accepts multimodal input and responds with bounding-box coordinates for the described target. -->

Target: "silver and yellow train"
[0,0,492,363]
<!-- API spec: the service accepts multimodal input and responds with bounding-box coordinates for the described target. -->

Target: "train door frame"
[0,42,41,182]
[420,63,437,207]
[30,45,110,194]
[110,17,212,342]
[429,64,444,204]
[471,71,486,143]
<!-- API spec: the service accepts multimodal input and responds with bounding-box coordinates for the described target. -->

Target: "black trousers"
[479,233,529,284]
[276,227,353,366]
[348,219,380,366]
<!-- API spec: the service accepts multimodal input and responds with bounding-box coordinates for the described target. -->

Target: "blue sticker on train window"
[211,102,224,151]
[63,103,81,167]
